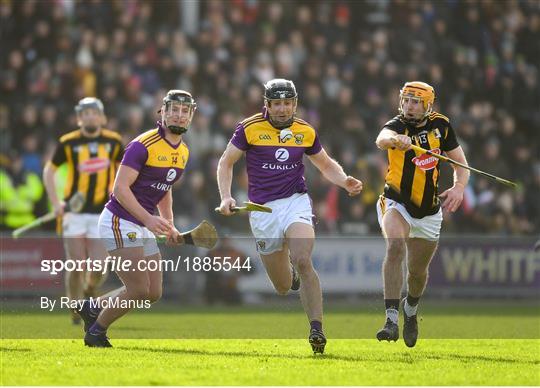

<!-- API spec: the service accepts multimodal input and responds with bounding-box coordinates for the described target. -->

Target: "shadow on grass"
[117,345,539,365]
[113,326,154,332]
[0,347,31,352]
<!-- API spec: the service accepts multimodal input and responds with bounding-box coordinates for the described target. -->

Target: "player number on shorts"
[183,257,251,272]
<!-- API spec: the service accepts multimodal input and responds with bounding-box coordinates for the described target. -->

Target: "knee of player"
[409,267,428,279]
[385,240,406,261]
[274,285,290,296]
[147,288,162,303]
[128,285,151,301]
[291,255,313,274]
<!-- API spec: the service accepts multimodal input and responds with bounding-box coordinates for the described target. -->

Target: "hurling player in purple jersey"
[217,79,363,354]
[75,90,196,347]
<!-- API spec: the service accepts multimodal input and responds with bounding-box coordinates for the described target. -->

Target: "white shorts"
[62,213,100,238]
[376,196,442,241]
[98,208,160,257]
[249,193,314,255]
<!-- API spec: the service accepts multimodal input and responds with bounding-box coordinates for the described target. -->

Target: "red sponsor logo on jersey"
[78,157,110,173]
[412,148,440,171]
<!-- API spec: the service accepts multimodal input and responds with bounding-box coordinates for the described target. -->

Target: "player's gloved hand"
[145,215,173,236]
[219,197,237,216]
[391,135,412,151]
[53,201,66,217]
[439,183,465,213]
[344,176,363,196]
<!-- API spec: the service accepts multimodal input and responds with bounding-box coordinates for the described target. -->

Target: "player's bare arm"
[217,143,244,215]
[156,190,182,244]
[439,146,470,213]
[113,164,171,235]
[307,148,363,196]
[42,161,65,216]
[376,129,411,151]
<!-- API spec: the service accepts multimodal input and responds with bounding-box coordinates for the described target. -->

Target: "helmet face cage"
[263,79,298,129]
[161,90,197,134]
[398,82,435,124]
[162,90,196,113]
[163,100,196,118]
[75,97,106,131]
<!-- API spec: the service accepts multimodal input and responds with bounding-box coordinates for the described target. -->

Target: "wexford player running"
[75,90,195,347]
[375,81,470,347]
[217,79,363,354]
[43,97,123,325]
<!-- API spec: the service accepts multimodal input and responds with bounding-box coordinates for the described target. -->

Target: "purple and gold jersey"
[106,123,189,225]
[230,111,322,204]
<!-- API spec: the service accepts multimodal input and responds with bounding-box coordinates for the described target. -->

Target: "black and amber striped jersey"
[51,128,123,214]
[382,112,460,218]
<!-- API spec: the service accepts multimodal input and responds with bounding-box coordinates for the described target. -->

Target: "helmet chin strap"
[399,103,430,126]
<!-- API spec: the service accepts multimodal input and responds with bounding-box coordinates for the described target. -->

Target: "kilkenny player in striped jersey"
[43,97,123,325]
[375,81,470,347]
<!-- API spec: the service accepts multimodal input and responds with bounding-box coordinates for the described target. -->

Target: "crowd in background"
[1,0,539,236]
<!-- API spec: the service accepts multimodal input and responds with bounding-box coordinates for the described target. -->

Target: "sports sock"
[310,320,322,332]
[384,299,400,324]
[88,321,107,336]
[404,294,420,316]
[384,299,400,310]
[406,294,420,306]
[81,299,101,317]
[385,308,399,324]
[88,300,101,316]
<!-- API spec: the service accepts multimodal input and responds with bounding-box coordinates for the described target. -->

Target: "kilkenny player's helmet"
[263,78,298,101]
[398,81,435,125]
[75,97,105,114]
[160,90,197,135]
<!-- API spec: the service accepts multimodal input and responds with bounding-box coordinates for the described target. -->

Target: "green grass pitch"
[1,304,539,385]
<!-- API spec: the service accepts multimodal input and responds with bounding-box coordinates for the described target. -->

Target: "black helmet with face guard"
[160,90,197,135]
[263,79,297,101]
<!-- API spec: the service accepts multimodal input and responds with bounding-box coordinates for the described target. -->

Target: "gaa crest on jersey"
[127,232,137,242]
[279,128,293,143]
[294,134,304,145]
[412,148,440,171]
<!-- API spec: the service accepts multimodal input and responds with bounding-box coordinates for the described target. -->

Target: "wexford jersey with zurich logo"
[230,111,322,204]
[106,122,189,225]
